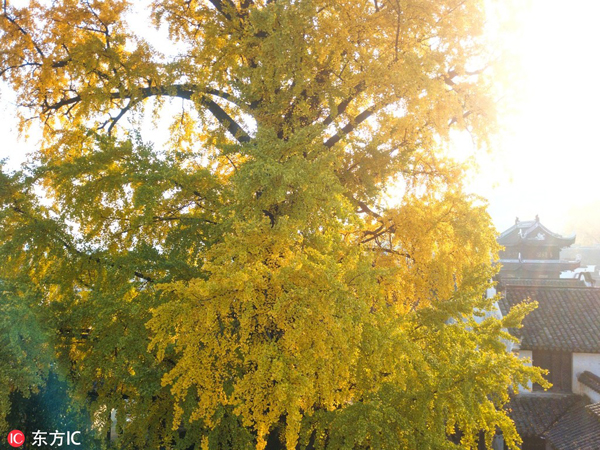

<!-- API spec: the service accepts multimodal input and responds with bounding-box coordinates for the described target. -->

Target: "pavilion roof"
[498,218,575,248]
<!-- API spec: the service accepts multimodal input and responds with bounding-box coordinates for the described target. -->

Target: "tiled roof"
[545,398,600,450]
[508,394,600,449]
[507,394,580,438]
[587,403,600,419]
[580,371,600,394]
[498,286,600,352]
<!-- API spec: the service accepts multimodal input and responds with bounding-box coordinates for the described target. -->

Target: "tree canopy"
[0,0,543,449]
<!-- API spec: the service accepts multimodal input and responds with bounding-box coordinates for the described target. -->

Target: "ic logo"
[7,430,25,447]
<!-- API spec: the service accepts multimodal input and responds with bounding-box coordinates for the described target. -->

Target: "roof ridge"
[585,401,600,421]
[579,371,600,394]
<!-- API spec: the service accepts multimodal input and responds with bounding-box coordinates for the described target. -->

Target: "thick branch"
[361,225,396,244]
[200,96,251,143]
[324,106,375,148]
[343,193,382,220]
[41,84,252,144]
[207,0,238,21]
[321,81,367,128]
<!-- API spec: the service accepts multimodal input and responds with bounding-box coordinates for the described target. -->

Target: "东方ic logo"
[7,429,82,447]
[7,430,25,447]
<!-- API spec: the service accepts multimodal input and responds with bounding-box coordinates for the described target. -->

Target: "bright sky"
[1,0,599,236]
[468,0,600,233]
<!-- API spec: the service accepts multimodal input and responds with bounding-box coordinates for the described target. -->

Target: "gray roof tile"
[507,394,579,438]
[545,398,600,449]
[498,286,600,352]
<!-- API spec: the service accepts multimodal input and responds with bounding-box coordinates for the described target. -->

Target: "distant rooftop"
[498,216,576,248]
[496,217,579,279]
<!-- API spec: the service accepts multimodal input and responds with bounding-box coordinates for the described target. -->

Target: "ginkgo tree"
[0,0,543,449]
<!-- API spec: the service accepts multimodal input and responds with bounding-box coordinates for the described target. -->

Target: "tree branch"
[200,96,251,143]
[324,106,375,148]
[10,203,154,283]
[0,61,42,77]
[2,10,46,59]
[207,0,238,21]
[321,80,367,127]
[108,103,132,134]
[343,193,382,219]
[41,84,252,144]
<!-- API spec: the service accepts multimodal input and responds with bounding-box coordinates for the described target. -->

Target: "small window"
[532,350,572,392]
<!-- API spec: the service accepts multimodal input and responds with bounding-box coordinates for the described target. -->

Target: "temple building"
[496,216,580,280]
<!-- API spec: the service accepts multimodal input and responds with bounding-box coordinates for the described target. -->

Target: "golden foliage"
[0,0,543,448]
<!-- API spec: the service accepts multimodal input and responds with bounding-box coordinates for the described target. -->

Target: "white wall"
[573,353,600,401]
[518,350,533,392]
